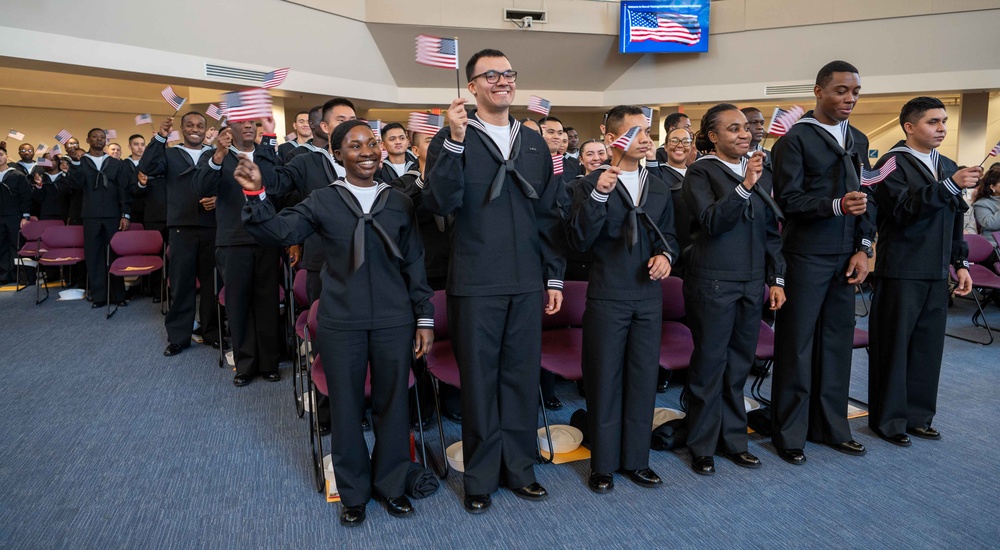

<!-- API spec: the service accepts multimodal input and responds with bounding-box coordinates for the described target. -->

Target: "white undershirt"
[0,168,11,180]
[345,182,379,213]
[128,158,140,167]
[179,146,205,165]
[720,159,745,178]
[668,165,687,177]
[20,162,37,173]
[48,173,60,182]
[390,162,407,176]
[816,120,846,148]
[85,153,107,171]
[618,168,641,206]
[907,148,937,176]
[237,150,254,163]
[480,120,512,160]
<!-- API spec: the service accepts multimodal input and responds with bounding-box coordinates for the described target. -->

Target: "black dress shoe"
[879,433,912,447]
[261,372,281,382]
[907,427,941,440]
[91,301,107,308]
[543,396,563,410]
[826,440,866,456]
[620,468,662,487]
[656,381,668,394]
[724,451,762,469]
[588,472,614,493]
[233,374,253,387]
[692,456,716,476]
[339,504,366,526]
[776,448,807,465]
[463,494,491,514]
[511,482,548,501]
[318,423,331,436]
[381,495,414,517]
[208,339,231,350]
[443,410,462,423]
[361,417,371,430]
[116,300,128,307]
[163,343,185,357]
[152,296,161,304]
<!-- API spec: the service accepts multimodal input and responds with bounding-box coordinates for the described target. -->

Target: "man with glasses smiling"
[424,48,566,515]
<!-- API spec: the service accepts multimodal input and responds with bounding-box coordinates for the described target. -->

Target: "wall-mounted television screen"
[619,1,711,54]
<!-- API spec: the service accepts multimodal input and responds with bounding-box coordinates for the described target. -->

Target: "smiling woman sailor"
[237,119,434,528]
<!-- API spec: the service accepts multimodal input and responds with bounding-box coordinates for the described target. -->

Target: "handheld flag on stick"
[51,144,62,155]
[220,89,273,123]
[104,129,117,139]
[160,86,187,113]
[261,68,289,89]
[285,132,296,143]
[611,126,641,167]
[206,104,223,121]
[37,158,53,168]
[366,120,382,141]
[766,106,804,137]
[36,144,48,155]
[641,107,653,128]
[54,129,73,145]
[861,156,898,187]
[980,140,1000,167]
[7,129,25,141]
[135,113,153,126]
[407,112,445,136]
[527,96,551,116]
[552,154,564,176]
[415,34,461,97]
[166,131,180,142]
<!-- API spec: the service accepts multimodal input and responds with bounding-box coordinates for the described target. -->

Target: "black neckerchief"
[599,164,671,254]
[465,114,538,202]
[330,180,402,272]
[796,113,862,192]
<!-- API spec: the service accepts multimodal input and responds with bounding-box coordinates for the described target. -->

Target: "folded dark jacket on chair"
[405,462,439,499]
[651,419,688,451]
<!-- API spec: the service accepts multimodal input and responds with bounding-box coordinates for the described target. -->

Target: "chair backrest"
[431,290,448,341]
[966,233,995,264]
[992,231,1000,251]
[660,276,685,320]
[110,230,163,256]
[40,225,84,249]
[127,222,144,231]
[292,269,308,308]
[306,300,320,341]
[21,219,64,242]
[542,280,587,329]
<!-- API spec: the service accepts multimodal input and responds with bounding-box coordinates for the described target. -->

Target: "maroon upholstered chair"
[38,225,86,306]
[659,276,695,373]
[17,219,64,302]
[106,230,164,319]
[539,281,587,382]
[946,233,1000,345]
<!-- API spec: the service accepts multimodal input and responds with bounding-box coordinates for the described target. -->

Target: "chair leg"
[293,336,305,418]
[216,269,225,368]
[946,289,995,346]
[106,271,118,319]
[536,385,554,465]
[412,369,429,468]
[35,263,49,305]
[855,283,871,318]
[430,377,450,480]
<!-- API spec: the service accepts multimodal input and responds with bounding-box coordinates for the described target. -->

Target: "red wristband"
[243,187,265,196]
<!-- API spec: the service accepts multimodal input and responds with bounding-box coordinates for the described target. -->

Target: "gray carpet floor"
[1,286,998,549]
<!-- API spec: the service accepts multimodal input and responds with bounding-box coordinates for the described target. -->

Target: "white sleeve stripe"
[590,189,609,203]
[443,139,464,155]
[416,318,434,327]
[832,198,843,216]
[942,178,961,195]
[153,133,167,143]
[775,277,785,286]
[208,158,222,171]
[547,280,564,289]
[735,185,752,200]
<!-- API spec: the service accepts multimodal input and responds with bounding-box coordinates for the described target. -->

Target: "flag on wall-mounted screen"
[620,1,710,54]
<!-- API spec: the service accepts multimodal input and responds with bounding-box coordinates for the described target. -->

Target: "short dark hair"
[181,111,206,125]
[740,107,762,117]
[816,60,860,88]
[899,96,946,131]
[538,116,563,127]
[465,48,507,81]
[329,119,372,151]
[295,110,309,118]
[87,128,104,138]
[382,122,405,136]
[604,105,644,136]
[564,127,576,134]
[322,97,356,120]
[128,134,144,144]
[663,112,689,133]
[694,103,740,154]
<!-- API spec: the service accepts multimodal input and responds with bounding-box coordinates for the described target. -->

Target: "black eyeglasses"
[667,138,693,146]
[469,70,518,84]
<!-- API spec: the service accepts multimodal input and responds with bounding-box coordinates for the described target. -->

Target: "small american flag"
[552,154,564,176]
[407,112,444,136]
[166,131,180,142]
[104,129,117,139]
[37,158,54,168]
[415,34,459,70]
[628,11,702,45]
[135,113,153,126]
[261,68,289,89]
[367,120,382,141]
[641,107,653,127]
[285,132,296,142]
[381,149,389,161]
[161,86,187,111]
[611,126,641,151]
[206,104,223,120]
[51,144,61,155]
[8,129,24,141]
[767,106,805,137]
[527,96,551,116]
[54,129,73,145]
[989,140,1000,157]
[221,88,273,122]
[861,156,898,187]
[36,143,48,155]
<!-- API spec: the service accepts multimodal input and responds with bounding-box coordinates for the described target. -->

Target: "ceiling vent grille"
[205,64,266,83]
[765,83,814,96]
